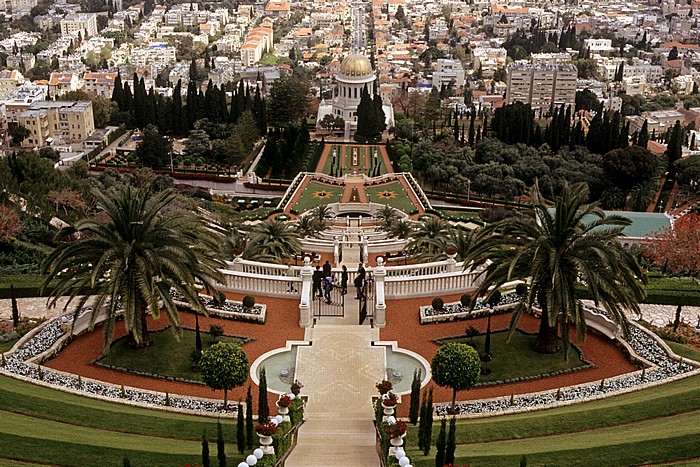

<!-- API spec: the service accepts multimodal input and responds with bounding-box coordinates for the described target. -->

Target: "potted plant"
[445,247,458,259]
[290,380,303,395]
[376,380,393,395]
[381,392,398,407]
[384,420,408,440]
[255,423,278,454]
[276,394,292,419]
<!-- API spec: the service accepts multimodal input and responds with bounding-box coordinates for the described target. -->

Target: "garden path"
[286,325,382,466]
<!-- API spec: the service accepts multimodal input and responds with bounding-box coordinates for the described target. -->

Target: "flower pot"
[381,403,396,422]
[277,404,290,422]
[257,434,274,455]
[388,436,404,456]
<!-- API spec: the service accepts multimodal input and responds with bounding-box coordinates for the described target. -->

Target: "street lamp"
[467,178,471,203]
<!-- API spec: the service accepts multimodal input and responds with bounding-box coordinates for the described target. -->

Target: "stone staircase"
[284,326,383,466]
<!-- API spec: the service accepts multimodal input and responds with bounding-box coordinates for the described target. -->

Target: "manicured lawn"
[365,181,417,215]
[291,181,344,213]
[0,375,243,466]
[0,339,18,353]
[664,340,700,363]
[98,327,246,383]
[320,145,386,175]
[438,329,589,383]
[405,374,700,466]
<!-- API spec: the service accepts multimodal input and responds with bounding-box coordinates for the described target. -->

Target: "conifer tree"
[173,79,183,134]
[409,369,421,424]
[202,430,210,467]
[112,74,124,110]
[445,417,457,465]
[237,403,245,454]
[258,367,269,423]
[666,120,684,179]
[637,119,649,149]
[246,386,254,448]
[435,418,446,467]
[216,420,226,467]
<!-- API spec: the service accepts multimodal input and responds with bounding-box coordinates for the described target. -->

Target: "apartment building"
[0,70,25,100]
[264,1,291,19]
[130,43,177,70]
[471,47,507,78]
[48,72,80,98]
[240,27,273,68]
[82,72,118,98]
[432,58,465,88]
[0,84,46,126]
[506,64,577,111]
[18,101,94,148]
[60,13,98,38]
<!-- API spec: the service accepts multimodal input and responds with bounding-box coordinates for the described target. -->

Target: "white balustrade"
[227,258,297,276]
[383,259,461,277]
[219,270,302,297]
[384,270,481,298]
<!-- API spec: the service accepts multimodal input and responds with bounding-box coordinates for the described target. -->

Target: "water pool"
[385,348,430,394]
[255,346,299,393]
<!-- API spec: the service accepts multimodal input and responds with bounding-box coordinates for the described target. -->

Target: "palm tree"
[444,227,483,262]
[468,182,646,358]
[243,219,301,263]
[295,215,320,238]
[312,205,333,231]
[387,218,412,240]
[405,217,450,262]
[41,184,225,352]
[375,204,400,230]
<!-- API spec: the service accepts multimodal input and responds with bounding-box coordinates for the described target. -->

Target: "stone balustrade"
[384,270,480,299]
[219,270,302,298]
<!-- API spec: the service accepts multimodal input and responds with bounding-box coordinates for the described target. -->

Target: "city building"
[18,100,95,148]
[432,59,465,89]
[82,72,118,98]
[471,47,507,78]
[60,13,99,38]
[48,72,80,98]
[0,70,25,100]
[506,64,577,111]
[240,27,273,68]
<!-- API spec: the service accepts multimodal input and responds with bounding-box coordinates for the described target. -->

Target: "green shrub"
[432,297,444,310]
[515,283,528,296]
[242,295,255,309]
[460,294,471,307]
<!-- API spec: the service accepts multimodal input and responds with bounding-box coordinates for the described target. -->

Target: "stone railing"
[226,258,296,277]
[219,270,302,298]
[384,269,481,299]
[277,172,307,211]
[403,172,432,211]
[384,259,464,277]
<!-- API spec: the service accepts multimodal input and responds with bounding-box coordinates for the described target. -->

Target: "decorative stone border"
[419,293,523,324]
[434,320,700,417]
[171,291,267,324]
[0,314,238,416]
[433,329,595,388]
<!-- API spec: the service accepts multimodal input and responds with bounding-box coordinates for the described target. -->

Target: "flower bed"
[420,293,523,324]
[435,321,699,416]
[0,312,238,415]
[170,290,266,324]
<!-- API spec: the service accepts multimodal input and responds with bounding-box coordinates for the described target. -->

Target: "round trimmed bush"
[242,295,255,309]
[487,290,502,307]
[431,297,444,310]
[460,294,471,307]
[515,283,528,296]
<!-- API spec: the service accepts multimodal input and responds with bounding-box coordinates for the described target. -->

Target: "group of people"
[312,261,367,304]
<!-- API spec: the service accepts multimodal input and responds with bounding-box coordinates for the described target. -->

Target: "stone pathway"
[638,303,700,329]
[285,325,383,466]
[0,296,78,321]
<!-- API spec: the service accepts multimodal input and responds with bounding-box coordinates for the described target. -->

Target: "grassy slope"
[406,374,700,466]
[0,375,245,466]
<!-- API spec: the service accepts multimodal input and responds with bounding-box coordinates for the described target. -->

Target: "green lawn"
[365,181,417,215]
[291,181,344,213]
[0,339,18,353]
[664,340,700,363]
[98,327,246,383]
[405,374,700,466]
[320,145,386,175]
[0,375,242,466]
[438,330,589,384]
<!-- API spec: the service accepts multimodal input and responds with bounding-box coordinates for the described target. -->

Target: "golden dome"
[339,54,373,77]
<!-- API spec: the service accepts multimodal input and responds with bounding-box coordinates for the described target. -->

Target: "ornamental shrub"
[243,295,255,309]
[431,297,444,311]
[200,342,249,409]
[460,294,471,307]
[515,283,528,296]
[432,343,480,414]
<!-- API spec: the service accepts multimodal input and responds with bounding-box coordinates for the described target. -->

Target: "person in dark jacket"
[323,260,332,278]
[354,263,366,299]
[313,265,323,299]
[340,265,348,295]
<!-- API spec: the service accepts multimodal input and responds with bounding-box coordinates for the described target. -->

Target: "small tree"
[435,418,447,467]
[409,369,421,424]
[202,430,210,467]
[200,342,249,409]
[210,324,224,342]
[431,343,481,414]
[417,390,428,452]
[216,420,226,467]
[246,386,255,449]
[237,403,245,454]
[258,366,269,423]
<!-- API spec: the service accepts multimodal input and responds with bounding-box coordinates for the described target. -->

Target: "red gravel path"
[44,292,304,410]
[381,293,637,416]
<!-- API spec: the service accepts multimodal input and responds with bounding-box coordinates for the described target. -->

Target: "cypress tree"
[11,284,19,327]
[258,367,269,423]
[409,370,421,424]
[133,73,144,127]
[417,390,428,452]
[145,87,157,126]
[666,120,684,179]
[637,119,649,148]
[186,81,198,130]
[246,386,255,449]
[435,418,446,467]
[112,74,124,110]
[202,430,210,467]
[468,109,475,146]
[237,403,245,454]
[172,80,183,134]
[216,420,226,467]
[190,57,198,82]
[445,417,457,465]
[123,82,132,112]
[453,114,459,140]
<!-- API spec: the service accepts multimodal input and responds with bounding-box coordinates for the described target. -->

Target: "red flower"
[255,423,279,436]
[384,420,407,438]
[376,380,393,395]
[277,394,292,408]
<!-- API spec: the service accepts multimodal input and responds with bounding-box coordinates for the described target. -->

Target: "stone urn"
[388,434,405,456]
[276,403,291,423]
[258,434,274,455]
[381,402,396,422]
